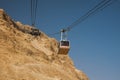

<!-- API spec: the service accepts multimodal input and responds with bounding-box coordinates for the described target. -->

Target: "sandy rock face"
[0,9,89,80]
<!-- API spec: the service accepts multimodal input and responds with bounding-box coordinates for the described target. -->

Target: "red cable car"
[58,29,70,55]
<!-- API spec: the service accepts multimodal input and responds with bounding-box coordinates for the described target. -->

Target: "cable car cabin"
[30,28,41,36]
[58,40,70,55]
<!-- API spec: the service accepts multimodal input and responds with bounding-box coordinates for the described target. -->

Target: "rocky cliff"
[0,9,89,80]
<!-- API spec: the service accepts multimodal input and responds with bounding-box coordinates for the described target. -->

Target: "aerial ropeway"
[58,29,70,55]
[30,0,40,36]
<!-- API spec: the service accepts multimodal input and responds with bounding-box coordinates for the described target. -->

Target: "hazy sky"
[0,0,120,80]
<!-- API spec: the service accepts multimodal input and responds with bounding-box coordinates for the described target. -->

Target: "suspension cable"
[31,0,38,27]
[49,0,115,36]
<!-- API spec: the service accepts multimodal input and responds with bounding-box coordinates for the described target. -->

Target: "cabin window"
[60,41,69,46]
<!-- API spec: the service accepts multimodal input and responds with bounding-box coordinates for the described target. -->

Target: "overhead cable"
[31,0,38,27]
[49,0,115,36]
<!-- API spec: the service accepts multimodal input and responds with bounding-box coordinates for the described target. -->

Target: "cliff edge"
[0,9,89,80]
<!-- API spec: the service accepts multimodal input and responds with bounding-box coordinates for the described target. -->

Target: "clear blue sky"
[0,0,120,80]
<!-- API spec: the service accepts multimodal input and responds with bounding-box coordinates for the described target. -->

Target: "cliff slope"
[0,9,89,80]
